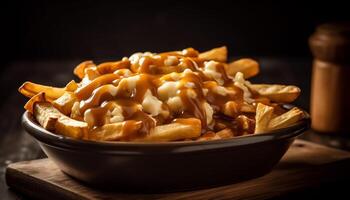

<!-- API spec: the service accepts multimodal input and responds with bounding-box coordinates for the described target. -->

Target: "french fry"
[199,46,227,62]
[249,84,300,103]
[19,81,65,101]
[34,102,88,139]
[33,102,59,131]
[73,60,95,79]
[225,58,259,79]
[75,74,120,100]
[137,118,201,141]
[97,60,130,74]
[268,107,304,130]
[196,132,216,141]
[216,128,234,139]
[197,129,234,141]
[65,80,78,92]
[52,92,77,116]
[254,103,274,133]
[24,92,47,113]
[89,121,142,141]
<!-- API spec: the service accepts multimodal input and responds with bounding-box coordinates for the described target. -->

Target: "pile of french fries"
[19,46,305,142]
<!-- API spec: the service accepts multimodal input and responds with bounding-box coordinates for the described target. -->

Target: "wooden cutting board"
[5,139,350,200]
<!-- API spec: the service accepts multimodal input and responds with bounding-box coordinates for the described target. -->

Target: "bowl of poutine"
[20,46,310,192]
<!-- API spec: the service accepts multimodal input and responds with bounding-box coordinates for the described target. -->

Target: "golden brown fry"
[240,103,256,113]
[89,121,142,141]
[73,60,95,79]
[97,60,130,74]
[249,84,300,103]
[34,102,88,139]
[254,103,274,133]
[24,92,47,113]
[137,118,201,142]
[55,116,88,139]
[196,132,216,141]
[268,107,304,130]
[226,58,259,79]
[34,102,59,131]
[196,129,234,141]
[75,73,120,100]
[65,80,78,92]
[216,128,234,139]
[199,46,227,62]
[19,81,65,101]
[52,92,77,115]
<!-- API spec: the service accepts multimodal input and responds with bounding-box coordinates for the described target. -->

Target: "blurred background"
[2,0,350,62]
[0,0,349,199]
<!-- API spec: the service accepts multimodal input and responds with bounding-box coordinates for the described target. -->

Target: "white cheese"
[164,56,178,66]
[202,88,209,96]
[142,90,164,116]
[166,96,183,113]
[214,86,228,96]
[170,72,181,81]
[203,61,224,85]
[183,68,193,76]
[107,85,118,96]
[110,104,124,123]
[184,82,195,88]
[129,53,143,65]
[157,81,179,100]
[203,102,214,124]
[234,72,253,103]
[118,75,140,91]
[83,109,95,127]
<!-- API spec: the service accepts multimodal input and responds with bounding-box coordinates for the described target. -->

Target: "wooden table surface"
[0,58,349,200]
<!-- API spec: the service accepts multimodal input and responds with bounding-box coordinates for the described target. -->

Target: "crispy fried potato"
[137,118,201,141]
[19,81,65,101]
[24,92,47,113]
[196,132,216,141]
[34,102,88,139]
[268,107,304,130]
[249,84,300,103]
[240,103,256,113]
[89,121,142,141]
[55,116,88,139]
[90,118,201,142]
[73,60,95,79]
[33,101,59,131]
[75,74,120,100]
[97,60,130,74]
[254,103,274,133]
[216,128,234,139]
[52,92,77,115]
[199,46,227,62]
[65,80,78,92]
[226,58,259,79]
[197,129,234,141]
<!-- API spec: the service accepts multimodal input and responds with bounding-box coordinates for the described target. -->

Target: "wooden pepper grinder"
[309,23,350,134]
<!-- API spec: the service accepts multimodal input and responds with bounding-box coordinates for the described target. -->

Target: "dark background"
[1,1,350,199]
[2,0,350,65]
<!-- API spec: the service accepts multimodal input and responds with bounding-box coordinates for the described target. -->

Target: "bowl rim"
[21,105,310,154]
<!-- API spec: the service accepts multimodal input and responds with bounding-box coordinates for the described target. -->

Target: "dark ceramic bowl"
[21,107,310,192]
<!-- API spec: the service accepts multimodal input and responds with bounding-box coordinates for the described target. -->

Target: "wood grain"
[5,139,350,200]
